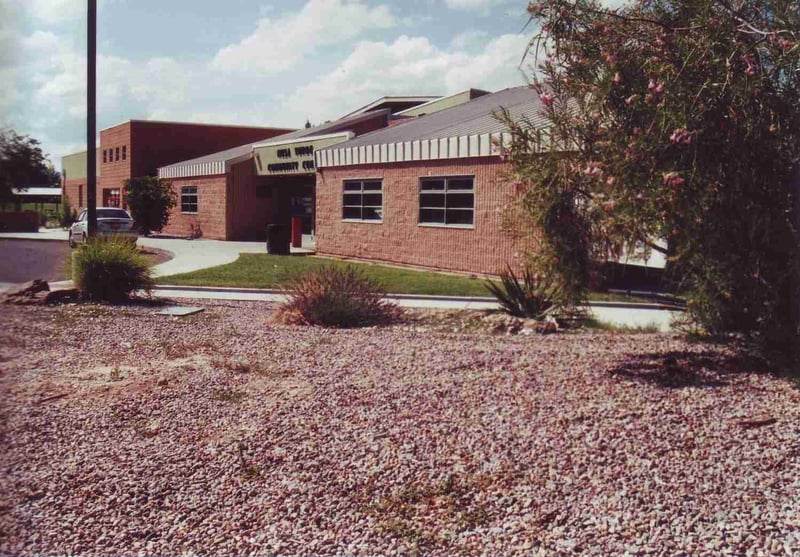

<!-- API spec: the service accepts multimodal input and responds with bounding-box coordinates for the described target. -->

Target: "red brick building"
[156,97,443,240]
[62,120,294,215]
[313,87,544,275]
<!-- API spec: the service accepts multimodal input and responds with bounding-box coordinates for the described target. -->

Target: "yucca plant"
[274,265,401,328]
[72,237,154,302]
[485,266,554,318]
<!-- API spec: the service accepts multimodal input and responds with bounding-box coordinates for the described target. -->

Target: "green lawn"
[157,254,494,297]
[157,253,666,301]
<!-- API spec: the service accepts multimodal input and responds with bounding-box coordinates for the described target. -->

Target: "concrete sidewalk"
[152,285,682,331]
[0,229,312,278]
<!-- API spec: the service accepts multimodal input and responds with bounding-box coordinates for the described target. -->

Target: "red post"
[291,217,302,248]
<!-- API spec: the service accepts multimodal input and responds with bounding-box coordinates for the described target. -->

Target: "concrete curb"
[0,235,68,242]
[152,284,684,311]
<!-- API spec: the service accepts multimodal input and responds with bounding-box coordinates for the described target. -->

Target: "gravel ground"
[1,300,798,557]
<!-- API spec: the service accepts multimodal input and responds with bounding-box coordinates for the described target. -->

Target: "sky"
[0,0,541,171]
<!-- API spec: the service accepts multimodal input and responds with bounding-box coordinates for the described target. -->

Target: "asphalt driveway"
[0,240,70,289]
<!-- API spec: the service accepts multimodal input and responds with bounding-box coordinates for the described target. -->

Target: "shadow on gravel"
[608,350,769,389]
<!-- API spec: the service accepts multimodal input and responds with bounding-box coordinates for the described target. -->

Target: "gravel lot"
[1,300,798,557]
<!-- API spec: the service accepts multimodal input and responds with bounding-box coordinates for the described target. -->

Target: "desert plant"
[485,266,554,318]
[72,237,154,302]
[274,265,401,328]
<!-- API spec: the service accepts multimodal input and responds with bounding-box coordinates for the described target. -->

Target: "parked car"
[68,207,139,247]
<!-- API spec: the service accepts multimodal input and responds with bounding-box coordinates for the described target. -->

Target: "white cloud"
[444,0,504,12]
[282,33,531,122]
[212,0,396,73]
[23,0,84,26]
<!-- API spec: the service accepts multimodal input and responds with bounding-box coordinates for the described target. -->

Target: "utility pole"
[87,0,97,237]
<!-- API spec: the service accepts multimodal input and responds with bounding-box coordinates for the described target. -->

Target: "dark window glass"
[102,150,107,163]
[122,146,127,161]
[181,185,198,213]
[342,179,382,221]
[97,208,130,219]
[115,147,120,161]
[418,177,475,226]
[78,185,83,207]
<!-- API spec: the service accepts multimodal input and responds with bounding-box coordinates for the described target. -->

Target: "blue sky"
[1,0,537,170]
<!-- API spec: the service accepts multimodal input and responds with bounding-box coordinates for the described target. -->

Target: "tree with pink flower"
[503,0,799,364]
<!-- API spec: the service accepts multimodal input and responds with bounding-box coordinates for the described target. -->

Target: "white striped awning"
[314,131,548,168]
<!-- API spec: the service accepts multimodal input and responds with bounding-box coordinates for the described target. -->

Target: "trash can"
[266,224,291,255]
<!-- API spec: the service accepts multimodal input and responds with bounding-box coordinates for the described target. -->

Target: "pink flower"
[625,94,639,105]
[540,93,554,106]
[606,176,616,186]
[670,128,693,145]
[612,72,622,86]
[662,172,685,187]
[602,200,616,212]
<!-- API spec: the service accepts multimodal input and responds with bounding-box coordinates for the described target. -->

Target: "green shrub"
[72,238,154,302]
[485,266,554,318]
[274,266,401,328]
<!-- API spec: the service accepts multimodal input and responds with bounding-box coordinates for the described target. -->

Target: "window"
[102,150,107,163]
[180,185,198,213]
[78,185,84,207]
[103,188,121,208]
[419,176,475,227]
[342,179,383,221]
[115,147,120,161]
[122,145,127,161]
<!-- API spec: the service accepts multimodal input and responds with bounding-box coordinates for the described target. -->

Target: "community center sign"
[253,132,353,176]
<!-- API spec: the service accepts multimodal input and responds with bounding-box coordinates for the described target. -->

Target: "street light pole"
[87,0,97,237]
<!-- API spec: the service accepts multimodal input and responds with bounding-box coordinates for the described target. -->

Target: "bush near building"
[506,0,800,366]
[124,176,176,236]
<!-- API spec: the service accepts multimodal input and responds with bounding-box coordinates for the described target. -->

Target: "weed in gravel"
[213,387,246,403]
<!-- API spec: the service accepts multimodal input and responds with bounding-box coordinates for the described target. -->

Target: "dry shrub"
[274,266,402,328]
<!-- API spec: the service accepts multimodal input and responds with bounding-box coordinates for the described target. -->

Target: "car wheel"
[68,231,76,248]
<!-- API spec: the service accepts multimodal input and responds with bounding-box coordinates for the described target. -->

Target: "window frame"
[115,147,120,161]
[341,178,384,223]
[418,175,475,228]
[180,185,198,214]
[122,145,127,161]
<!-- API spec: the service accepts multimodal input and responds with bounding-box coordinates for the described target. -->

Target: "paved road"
[0,239,70,288]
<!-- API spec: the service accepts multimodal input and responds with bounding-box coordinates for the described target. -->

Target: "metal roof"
[158,109,392,179]
[314,86,549,168]
[12,187,62,197]
[332,87,544,149]
[340,96,441,118]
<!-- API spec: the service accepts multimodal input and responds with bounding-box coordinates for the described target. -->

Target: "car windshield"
[97,209,130,219]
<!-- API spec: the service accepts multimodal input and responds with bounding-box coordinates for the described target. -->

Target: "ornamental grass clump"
[274,266,401,328]
[485,266,555,318]
[72,237,154,302]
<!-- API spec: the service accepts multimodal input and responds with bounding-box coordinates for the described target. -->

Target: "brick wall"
[161,174,229,240]
[130,122,294,178]
[99,122,133,208]
[63,179,85,213]
[316,157,531,275]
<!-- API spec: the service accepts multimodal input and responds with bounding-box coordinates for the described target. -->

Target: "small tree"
[505,0,800,363]
[123,176,176,236]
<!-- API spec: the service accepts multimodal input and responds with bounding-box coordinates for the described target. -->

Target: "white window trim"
[342,178,384,223]
[180,185,198,214]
